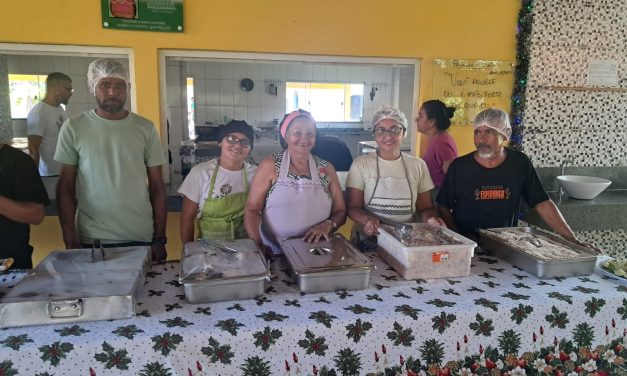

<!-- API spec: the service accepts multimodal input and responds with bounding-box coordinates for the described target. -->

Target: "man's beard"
[477,150,495,159]
[98,98,125,113]
[476,144,495,159]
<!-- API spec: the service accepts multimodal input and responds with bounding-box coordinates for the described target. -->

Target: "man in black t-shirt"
[436,109,599,252]
[0,143,50,268]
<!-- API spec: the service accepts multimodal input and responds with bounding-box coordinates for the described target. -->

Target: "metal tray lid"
[0,269,143,303]
[33,246,151,275]
[280,234,374,274]
[179,239,270,283]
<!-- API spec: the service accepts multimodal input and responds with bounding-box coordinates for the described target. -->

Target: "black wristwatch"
[154,235,167,245]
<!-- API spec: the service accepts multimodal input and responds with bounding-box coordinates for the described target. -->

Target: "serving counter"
[0,250,625,375]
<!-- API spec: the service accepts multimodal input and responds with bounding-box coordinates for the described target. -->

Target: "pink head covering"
[280,110,316,139]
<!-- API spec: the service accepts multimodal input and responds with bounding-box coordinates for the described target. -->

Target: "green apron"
[198,162,249,241]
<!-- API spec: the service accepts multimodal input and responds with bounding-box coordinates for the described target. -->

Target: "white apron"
[364,153,414,223]
[261,150,332,253]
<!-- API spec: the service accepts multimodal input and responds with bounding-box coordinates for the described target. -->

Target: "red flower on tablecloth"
[253,326,282,351]
[151,332,183,356]
[112,325,144,339]
[215,318,244,335]
[345,318,373,343]
[201,337,234,364]
[94,341,131,370]
[0,334,33,350]
[386,322,415,347]
[39,341,74,367]
[298,330,328,356]
[309,310,337,328]
[431,311,457,334]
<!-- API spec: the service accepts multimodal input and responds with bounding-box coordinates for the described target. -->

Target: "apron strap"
[365,153,414,215]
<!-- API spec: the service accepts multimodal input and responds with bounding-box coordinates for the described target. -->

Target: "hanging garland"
[509,0,534,150]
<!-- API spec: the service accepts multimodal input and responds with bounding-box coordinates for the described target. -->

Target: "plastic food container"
[479,227,597,279]
[179,239,270,303]
[279,234,374,294]
[377,223,476,280]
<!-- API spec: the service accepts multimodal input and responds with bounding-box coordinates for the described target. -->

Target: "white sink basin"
[557,175,612,200]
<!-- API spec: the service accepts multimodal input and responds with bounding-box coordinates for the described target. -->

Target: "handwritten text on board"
[433,59,514,126]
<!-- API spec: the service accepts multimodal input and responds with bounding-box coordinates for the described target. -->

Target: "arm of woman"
[304,163,347,243]
[326,164,347,228]
[180,196,198,246]
[442,160,453,173]
[347,187,380,235]
[244,157,276,246]
[416,190,446,226]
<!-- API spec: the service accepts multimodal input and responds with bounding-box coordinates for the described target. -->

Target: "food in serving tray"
[396,227,463,246]
[600,259,627,279]
[484,230,581,261]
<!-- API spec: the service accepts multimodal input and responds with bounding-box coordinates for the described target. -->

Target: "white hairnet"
[371,105,408,139]
[473,108,512,139]
[87,58,129,95]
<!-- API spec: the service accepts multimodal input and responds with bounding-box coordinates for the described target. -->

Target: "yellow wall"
[1,0,519,150]
[3,1,519,261]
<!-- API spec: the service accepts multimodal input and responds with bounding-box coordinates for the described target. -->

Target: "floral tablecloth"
[0,249,626,376]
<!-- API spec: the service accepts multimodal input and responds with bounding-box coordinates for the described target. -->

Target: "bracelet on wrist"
[325,219,338,231]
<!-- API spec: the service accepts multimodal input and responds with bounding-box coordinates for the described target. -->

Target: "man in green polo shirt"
[55,58,168,261]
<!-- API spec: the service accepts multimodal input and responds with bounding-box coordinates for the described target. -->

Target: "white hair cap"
[87,58,129,95]
[371,105,408,139]
[473,108,512,139]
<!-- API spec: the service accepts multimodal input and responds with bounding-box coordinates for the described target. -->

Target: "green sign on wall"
[101,0,183,33]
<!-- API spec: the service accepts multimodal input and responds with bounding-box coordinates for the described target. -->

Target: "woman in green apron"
[178,120,257,244]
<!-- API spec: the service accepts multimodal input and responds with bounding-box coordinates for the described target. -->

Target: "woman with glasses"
[346,105,444,241]
[415,100,458,194]
[178,120,256,243]
[245,109,346,255]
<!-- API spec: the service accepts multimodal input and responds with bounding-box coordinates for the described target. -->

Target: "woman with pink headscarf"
[244,109,346,254]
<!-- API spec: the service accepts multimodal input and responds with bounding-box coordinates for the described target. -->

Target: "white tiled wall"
[168,60,413,132]
[7,55,132,119]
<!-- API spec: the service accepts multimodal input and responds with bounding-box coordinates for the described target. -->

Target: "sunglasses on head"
[224,135,251,148]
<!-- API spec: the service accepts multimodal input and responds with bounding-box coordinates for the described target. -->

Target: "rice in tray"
[487,230,581,260]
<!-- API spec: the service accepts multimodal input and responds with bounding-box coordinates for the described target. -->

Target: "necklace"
[289,159,310,178]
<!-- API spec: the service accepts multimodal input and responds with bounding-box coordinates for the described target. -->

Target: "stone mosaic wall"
[522,0,627,258]
[523,0,627,167]
[0,55,12,143]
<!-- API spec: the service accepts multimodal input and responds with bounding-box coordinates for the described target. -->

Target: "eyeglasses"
[373,126,404,137]
[62,86,74,93]
[225,135,251,148]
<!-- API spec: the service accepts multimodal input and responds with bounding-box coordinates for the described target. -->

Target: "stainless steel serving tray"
[179,239,270,303]
[479,227,597,278]
[0,246,150,328]
[279,234,374,294]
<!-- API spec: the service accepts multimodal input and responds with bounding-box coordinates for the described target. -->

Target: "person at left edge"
[54,58,168,261]
[0,123,49,269]
[178,120,257,246]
